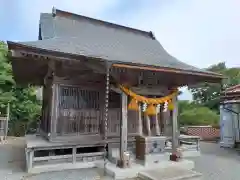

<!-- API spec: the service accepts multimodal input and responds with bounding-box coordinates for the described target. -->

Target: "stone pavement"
[1,138,240,180]
[189,142,240,180]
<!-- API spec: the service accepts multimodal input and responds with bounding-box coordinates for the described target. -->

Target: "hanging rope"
[128,99,139,111]
[119,85,178,115]
[103,67,110,175]
[145,104,157,115]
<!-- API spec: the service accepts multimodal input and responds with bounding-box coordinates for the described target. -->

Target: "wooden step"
[138,167,202,180]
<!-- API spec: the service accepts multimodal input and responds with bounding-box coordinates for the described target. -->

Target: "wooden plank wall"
[53,85,139,137]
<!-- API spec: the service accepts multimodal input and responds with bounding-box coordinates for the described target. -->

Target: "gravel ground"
[1,138,240,180]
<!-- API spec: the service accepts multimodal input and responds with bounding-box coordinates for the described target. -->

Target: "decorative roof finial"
[149,31,156,40]
[52,7,56,17]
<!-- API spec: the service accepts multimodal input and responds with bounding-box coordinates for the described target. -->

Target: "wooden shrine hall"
[7,8,223,175]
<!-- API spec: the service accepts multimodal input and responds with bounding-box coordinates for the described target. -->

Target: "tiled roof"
[8,9,222,78]
[225,84,240,93]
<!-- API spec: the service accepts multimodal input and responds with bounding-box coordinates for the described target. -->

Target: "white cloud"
[118,0,240,68]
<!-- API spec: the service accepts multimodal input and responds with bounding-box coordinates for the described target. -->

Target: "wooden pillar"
[170,96,179,159]
[159,104,164,135]
[138,104,143,135]
[145,114,151,136]
[118,92,128,167]
[47,61,56,140]
[51,83,58,137]
[155,105,160,136]
[163,102,170,136]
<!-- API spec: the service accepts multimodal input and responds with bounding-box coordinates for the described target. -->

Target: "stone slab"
[143,154,169,166]
[139,167,202,180]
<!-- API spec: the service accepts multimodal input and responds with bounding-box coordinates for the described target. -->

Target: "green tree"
[0,41,41,136]
[189,62,240,111]
[178,100,199,115]
[178,100,220,127]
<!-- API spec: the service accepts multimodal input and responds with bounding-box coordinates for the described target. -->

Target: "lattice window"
[56,85,101,135]
[59,86,100,110]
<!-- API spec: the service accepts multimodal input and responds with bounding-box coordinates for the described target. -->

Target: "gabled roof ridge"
[53,8,155,39]
[40,12,51,16]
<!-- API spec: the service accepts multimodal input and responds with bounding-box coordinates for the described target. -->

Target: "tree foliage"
[189,62,240,111]
[0,41,41,136]
[178,100,219,127]
[180,62,240,127]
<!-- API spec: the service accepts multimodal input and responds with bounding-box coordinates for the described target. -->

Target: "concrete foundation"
[98,159,195,179]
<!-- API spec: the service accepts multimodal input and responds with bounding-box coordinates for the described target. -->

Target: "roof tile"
[9,9,222,78]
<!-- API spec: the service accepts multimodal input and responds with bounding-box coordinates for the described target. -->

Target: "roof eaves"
[112,63,223,79]
[7,41,224,81]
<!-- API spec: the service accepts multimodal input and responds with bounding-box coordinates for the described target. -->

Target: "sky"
[0,0,239,100]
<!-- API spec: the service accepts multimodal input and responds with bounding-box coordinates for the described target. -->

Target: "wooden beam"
[110,85,121,94]
[10,50,26,58]
[112,63,223,79]
[10,49,78,63]
[33,152,104,162]
[84,61,106,74]
[110,85,168,96]
[131,86,167,96]
[10,49,107,75]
